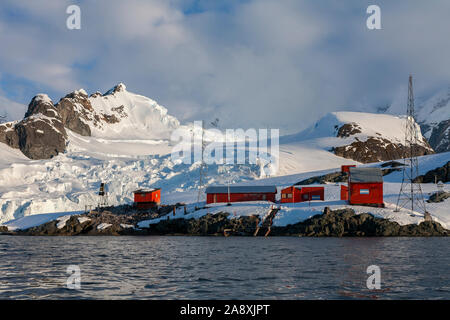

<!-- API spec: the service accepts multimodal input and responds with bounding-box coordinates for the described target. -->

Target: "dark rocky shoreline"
[1,207,447,237]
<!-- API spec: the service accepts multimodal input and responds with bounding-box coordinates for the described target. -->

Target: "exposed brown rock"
[24,94,59,118]
[0,95,69,159]
[0,121,20,149]
[55,91,92,136]
[333,136,433,163]
[336,123,362,138]
[15,115,67,159]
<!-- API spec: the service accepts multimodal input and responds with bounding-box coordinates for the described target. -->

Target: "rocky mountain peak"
[105,83,127,95]
[90,91,103,98]
[24,94,58,119]
[0,93,68,160]
[1,82,180,159]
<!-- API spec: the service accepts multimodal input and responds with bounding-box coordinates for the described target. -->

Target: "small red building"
[347,167,383,206]
[205,186,277,204]
[133,188,161,209]
[281,186,325,203]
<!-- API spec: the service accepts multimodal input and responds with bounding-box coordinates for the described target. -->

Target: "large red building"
[133,188,161,209]
[345,167,384,207]
[205,186,277,204]
[280,186,324,203]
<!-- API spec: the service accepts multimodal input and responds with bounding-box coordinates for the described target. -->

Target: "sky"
[1,0,450,134]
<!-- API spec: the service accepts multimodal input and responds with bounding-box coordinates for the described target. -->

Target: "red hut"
[280,186,325,203]
[347,167,383,206]
[133,188,161,209]
[205,186,277,204]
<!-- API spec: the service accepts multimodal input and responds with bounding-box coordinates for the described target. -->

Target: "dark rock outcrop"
[333,136,433,163]
[15,115,67,160]
[146,212,260,236]
[270,208,448,237]
[426,120,450,153]
[55,90,92,136]
[332,120,435,163]
[0,121,20,149]
[336,123,362,138]
[24,94,59,118]
[1,95,68,159]
[295,171,348,185]
[10,208,449,237]
[427,191,450,203]
[414,161,450,183]
[0,95,68,159]
[17,212,145,236]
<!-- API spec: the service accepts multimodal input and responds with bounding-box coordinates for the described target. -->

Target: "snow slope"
[416,87,450,131]
[282,111,427,147]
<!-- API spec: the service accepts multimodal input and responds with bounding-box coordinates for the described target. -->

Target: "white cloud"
[1,0,450,133]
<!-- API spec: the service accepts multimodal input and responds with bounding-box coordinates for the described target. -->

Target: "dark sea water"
[0,236,448,299]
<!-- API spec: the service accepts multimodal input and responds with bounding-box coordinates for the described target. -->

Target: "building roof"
[133,188,160,193]
[282,186,324,191]
[205,185,277,194]
[349,167,383,183]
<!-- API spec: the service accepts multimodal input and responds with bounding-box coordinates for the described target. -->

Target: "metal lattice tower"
[395,75,427,214]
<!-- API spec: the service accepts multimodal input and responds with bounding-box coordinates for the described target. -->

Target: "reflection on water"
[0,236,448,299]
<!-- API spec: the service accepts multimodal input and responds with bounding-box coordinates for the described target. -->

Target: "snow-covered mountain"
[416,87,450,153]
[58,83,180,140]
[282,112,433,163]
[386,86,450,153]
[0,84,445,225]
[0,83,180,159]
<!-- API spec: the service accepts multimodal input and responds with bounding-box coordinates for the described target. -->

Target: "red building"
[205,186,277,204]
[280,186,324,203]
[347,167,383,207]
[133,188,161,209]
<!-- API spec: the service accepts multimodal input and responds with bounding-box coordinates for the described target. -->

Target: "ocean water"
[0,236,448,299]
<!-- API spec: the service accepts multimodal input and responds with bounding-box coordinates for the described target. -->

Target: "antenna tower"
[395,75,427,214]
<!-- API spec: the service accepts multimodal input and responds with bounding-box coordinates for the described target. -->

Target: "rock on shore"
[270,208,448,237]
[5,207,448,237]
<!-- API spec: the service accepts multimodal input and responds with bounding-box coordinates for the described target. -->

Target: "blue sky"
[1,0,450,133]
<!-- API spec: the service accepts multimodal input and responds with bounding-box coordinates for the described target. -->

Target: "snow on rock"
[120,223,134,229]
[97,223,112,230]
[282,112,433,163]
[78,216,91,224]
[416,88,450,153]
[56,215,71,229]
[3,211,82,231]
[286,111,428,147]
[33,94,52,105]
[138,201,274,228]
